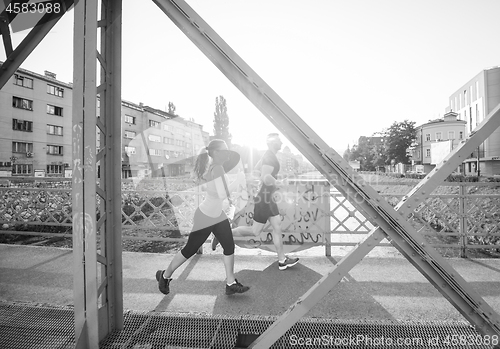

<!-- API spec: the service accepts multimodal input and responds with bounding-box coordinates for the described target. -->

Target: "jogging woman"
[156,139,250,295]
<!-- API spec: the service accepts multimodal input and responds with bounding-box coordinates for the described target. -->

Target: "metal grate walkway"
[0,302,497,348]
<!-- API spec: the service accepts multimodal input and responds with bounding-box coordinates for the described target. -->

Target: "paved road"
[1,243,499,324]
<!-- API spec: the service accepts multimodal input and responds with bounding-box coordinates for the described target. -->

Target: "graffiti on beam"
[234,182,330,254]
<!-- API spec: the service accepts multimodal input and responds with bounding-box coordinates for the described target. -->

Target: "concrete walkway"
[1,243,500,324]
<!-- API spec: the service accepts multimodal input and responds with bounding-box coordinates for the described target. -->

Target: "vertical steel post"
[324,182,331,256]
[459,183,467,258]
[73,0,123,344]
[196,184,203,254]
[72,0,99,347]
[101,0,123,332]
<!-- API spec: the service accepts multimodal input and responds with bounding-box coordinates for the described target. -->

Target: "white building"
[446,66,500,175]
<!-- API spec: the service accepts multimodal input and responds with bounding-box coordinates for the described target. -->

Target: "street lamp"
[477,145,481,177]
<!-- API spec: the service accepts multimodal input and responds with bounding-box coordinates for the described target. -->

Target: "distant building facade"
[0,67,73,177]
[409,111,467,174]
[122,104,209,178]
[0,65,209,178]
[445,66,500,175]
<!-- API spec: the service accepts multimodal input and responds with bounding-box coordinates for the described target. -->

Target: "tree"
[382,120,416,165]
[213,95,232,146]
[370,141,386,170]
[343,145,351,161]
[168,102,176,115]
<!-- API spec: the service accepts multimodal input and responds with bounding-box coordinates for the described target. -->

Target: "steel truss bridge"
[0,0,499,348]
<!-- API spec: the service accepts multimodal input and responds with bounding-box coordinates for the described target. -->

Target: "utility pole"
[477,145,481,177]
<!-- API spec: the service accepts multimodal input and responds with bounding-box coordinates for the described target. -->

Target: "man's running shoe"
[155,270,172,295]
[278,256,299,271]
[225,279,250,295]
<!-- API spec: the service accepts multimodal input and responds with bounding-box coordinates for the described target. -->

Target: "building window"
[124,130,136,139]
[436,132,442,141]
[163,124,174,132]
[12,164,32,175]
[448,131,454,140]
[46,165,63,175]
[12,96,33,110]
[47,104,63,116]
[149,149,162,156]
[185,131,191,138]
[459,131,463,140]
[124,146,136,155]
[186,142,191,148]
[426,149,431,157]
[47,145,63,155]
[148,134,161,143]
[14,74,33,89]
[12,141,33,153]
[164,137,174,144]
[175,139,184,147]
[149,120,160,128]
[12,119,33,132]
[124,115,136,124]
[47,124,63,136]
[47,84,64,97]
[425,133,431,141]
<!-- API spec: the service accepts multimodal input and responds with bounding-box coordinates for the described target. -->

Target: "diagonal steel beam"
[396,103,500,213]
[153,0,500,347]
[250,228,387,347]
[250,104,500,348]
[0,13,13,56]
[0,0,75,89]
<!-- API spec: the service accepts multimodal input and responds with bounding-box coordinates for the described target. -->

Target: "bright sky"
[2,0,500,155]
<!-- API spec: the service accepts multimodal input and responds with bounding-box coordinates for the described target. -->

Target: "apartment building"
[410,111,467,173]
[0,65,209,178]
[0,68,72,177]
[446,66,500,175]
[124,104,209,178]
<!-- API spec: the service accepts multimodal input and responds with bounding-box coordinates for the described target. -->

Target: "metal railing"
[1,177,499,257]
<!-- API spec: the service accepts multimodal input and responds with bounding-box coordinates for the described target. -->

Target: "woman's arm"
[227,171,246,192]
[211,165,230,199]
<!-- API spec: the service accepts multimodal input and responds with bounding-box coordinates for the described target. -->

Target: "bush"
[445,174,479,182]
[405,173,426,180]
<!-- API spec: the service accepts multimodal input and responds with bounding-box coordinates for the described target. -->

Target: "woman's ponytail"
[193,147,210,181]
[192,139,226,181]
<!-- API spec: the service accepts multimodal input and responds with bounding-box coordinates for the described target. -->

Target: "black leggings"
[181,208,235,259]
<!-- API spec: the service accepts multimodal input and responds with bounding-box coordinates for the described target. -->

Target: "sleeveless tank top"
[198,165,229,218]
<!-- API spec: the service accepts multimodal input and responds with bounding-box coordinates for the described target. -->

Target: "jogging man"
[232,133,299,270]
